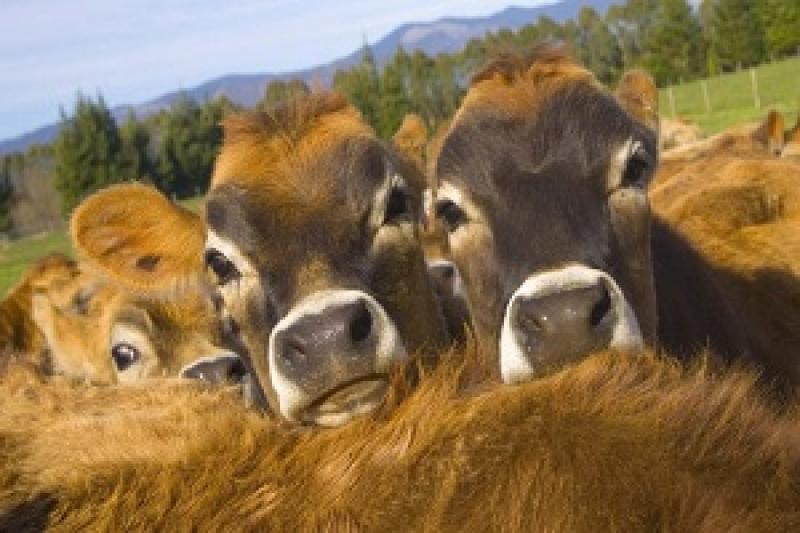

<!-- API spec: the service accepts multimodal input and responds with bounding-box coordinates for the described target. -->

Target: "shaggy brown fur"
[655,110,788,188]
[0,254,82,374]
[0,348,798,530]
[652,157,800,386]
[660,117,702,151]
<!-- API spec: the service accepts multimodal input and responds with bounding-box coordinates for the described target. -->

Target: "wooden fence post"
[750,68,761,109]
[701,80,712,115]
[668,86,676,118]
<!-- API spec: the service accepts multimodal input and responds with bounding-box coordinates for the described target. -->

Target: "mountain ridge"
[0,0,615,155]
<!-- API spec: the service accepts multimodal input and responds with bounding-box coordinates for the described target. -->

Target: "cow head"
[71,94,449,426]
[433,50,658,383]
[55,185,244,385]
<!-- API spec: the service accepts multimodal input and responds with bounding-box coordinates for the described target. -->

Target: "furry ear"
[615,69,659,132]
[753,110,785,156]
[70,183,206,291]
[392,113,429,170]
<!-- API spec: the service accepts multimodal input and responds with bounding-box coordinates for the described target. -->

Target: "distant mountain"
[0,0,616,156]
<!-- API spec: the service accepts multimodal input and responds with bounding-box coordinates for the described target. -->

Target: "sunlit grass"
[658,56,800,134]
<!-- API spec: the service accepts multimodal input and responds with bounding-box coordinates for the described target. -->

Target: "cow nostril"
[590,284,612,328]
[441,264,454,279]
[349,303,373,344]
[282,340,307,370]
[516,305,544,333]
[227,358,247,383]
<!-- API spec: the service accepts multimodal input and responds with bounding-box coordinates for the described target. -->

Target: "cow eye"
[383,186,410,224]
[621,150,651,189]
[435,199,466,233]
[205,249,240,285]
[111,343,140,371]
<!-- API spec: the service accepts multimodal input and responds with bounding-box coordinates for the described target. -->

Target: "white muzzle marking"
[267,289,406,423]
[499,265,644,384]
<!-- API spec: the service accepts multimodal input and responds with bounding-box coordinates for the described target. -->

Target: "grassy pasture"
[658,56,800,134]
[0,195,204,295]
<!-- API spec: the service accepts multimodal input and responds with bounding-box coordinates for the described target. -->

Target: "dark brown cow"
[432,49,765,384]
[71,94,451,426]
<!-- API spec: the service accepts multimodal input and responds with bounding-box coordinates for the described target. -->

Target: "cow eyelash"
[435,199,466,233]
[204,249,241,285]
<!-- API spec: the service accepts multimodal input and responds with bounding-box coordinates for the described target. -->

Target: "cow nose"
[510,280,614,373]
[273,298,378,386]
[429,262,455,284]
[181,354,247,384]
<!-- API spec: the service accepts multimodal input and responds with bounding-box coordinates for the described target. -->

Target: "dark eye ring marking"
[205,249,241,285]
[435,199,467,233]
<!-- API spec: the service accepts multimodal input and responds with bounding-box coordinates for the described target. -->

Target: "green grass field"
[658,56,800,134]
[0,229,72,295]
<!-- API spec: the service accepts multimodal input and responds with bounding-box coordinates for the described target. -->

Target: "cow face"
[30,264,243,385]
[434,51,659,383]
[204,94,448,426]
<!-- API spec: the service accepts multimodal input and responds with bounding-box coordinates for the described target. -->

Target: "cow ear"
[71,183,206,291]
[615,69,659,132]
[753,110,785,156]
[392,113,429,170]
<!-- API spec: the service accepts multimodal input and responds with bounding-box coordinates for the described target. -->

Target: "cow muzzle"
[500,265,643,384]
[268,289,406,426]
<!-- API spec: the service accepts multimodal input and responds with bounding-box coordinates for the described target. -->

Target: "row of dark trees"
[52,94,231,213]
[1,0,798,227]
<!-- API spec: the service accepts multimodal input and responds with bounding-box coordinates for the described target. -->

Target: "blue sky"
[0,0,551,141]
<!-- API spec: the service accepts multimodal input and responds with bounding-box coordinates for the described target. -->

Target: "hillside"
[0,0,616,156]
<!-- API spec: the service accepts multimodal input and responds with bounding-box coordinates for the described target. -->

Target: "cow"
[29,270,245,385]
[651,156,800,387]
[0,347,798,530]
[655,109,790,189]
[0,200,244,386]
[0,253,82,374]
[782,112,800,159]
[69,93,452,426]
[393,112,470,343]
[430,48,792,385]
[659,116,702,151]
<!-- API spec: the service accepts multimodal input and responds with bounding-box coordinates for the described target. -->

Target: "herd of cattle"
[1,48,800,529]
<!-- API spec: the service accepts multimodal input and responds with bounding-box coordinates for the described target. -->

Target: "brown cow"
[0,201,244,385]
[431,49,781,384]
[651,157,800,386]
[0,348,798,530]
[782,113,800,159]
[655,109,789,188]
[0,253,82,374]
[70,94,451,426]
[394,112,471,343]
[30,274,244,385]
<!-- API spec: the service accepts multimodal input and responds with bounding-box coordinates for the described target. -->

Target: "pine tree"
[258,79,310,111]
[378,49,412,138]
[155,94,225,198]
[54,93,123,213]
[0,157,14,233]
[576,7,624,84]
[334,43,381,131]
[758,0,800,58]
[709,0,766,71]
[642,0,704,84]
[117,110,153,183]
